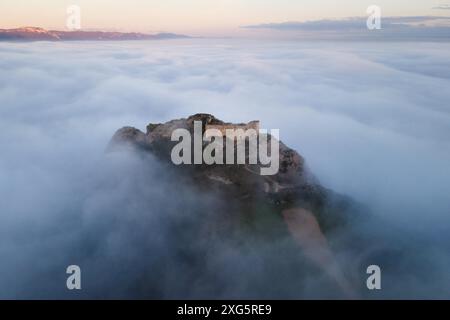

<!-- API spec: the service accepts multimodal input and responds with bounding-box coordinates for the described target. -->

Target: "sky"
[1,0,450,35]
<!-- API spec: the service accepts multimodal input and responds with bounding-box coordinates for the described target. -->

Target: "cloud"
[243,16,450,40]
[433,4,450,10]
[0,40,450,298]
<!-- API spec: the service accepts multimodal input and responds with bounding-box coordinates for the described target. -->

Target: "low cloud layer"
[0,39,450,298]
[243,16,450,41]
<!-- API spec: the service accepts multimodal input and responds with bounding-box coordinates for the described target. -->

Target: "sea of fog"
[0,39,449,298]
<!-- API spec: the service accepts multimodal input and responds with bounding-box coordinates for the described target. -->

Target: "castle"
[205,120,260,137]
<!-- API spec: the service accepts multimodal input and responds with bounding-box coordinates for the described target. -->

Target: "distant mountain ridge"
[0,27,190,41]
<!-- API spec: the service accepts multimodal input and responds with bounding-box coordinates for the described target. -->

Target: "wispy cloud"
[433,4,450,10]
[244,16,450,30]
[242,16,450,41]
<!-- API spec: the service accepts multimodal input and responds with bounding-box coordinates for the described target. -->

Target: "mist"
[0,39,449,299]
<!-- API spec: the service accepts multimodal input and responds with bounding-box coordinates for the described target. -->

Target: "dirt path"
[282,207,358,298]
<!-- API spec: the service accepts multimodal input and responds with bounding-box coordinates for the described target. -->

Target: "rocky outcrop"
[109,113,362,297]
[110,114,322,206]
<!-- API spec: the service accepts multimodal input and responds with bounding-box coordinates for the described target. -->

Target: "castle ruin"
[205,120,260,138]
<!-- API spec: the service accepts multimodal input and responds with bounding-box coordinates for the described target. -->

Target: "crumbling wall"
[205,120,260,136]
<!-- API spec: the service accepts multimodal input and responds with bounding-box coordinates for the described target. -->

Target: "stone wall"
[205,120,260,137]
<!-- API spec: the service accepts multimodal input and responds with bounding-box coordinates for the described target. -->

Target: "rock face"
[109,114,363,298]
[110,114,321,206]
